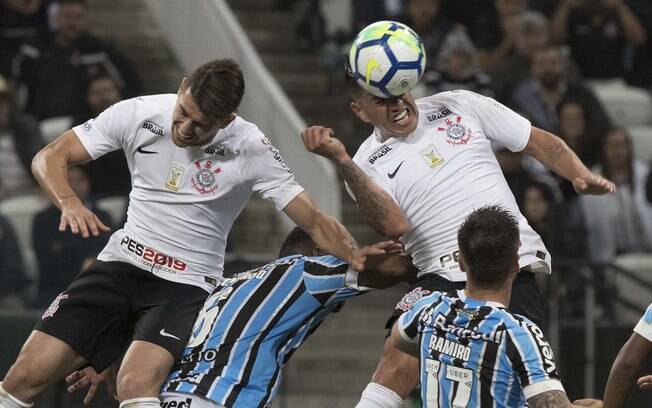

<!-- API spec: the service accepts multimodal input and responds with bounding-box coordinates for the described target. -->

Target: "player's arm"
[284,191,364,270]
[301,126,410,239]
[357,250,416,289]
[528,391,603,408]
[523,126,615,195]
[388,320,419,358]
[603,332,652,408]
[32,130,111,237]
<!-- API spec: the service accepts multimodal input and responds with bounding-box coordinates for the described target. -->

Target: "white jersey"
[74,95,304,292]
[349,90,550,281]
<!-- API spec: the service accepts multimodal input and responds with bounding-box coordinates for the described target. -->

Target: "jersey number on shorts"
[425,359,474,407]
[186,286,233,348]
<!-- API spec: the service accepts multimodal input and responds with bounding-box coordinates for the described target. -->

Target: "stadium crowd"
[0,0,649,327]
[0,0,651,407]
[0,0,647,329]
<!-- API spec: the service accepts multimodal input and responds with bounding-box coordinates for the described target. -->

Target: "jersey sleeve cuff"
[634,319,652,342]
[510,120,531,152]
[396,313,418,344]
[345,267,373,292]
[276,184,305,211]
[71,126,100,160]
[522,379,565,400]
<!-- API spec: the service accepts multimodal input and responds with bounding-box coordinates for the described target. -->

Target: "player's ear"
[177,77,188,95]
[351,101,371,123]
[458,253,466,272]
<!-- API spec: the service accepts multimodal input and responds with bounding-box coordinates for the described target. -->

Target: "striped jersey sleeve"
[301,255,367,303]
[506,320,564,400]
[396,292,445,343]
[634,303,652,342]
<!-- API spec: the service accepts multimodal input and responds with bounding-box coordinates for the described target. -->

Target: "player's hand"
[572,173,615,195]
[66,365,117,405]
[301,126,349,164]
[573,399,603,407]
[59,196,111,238]
[637,374,652,390]
[351,241,404,271]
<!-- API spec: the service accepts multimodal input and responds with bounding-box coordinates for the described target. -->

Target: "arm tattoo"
[541,138,568,170]
[528,390,573,408]
[338,159,390,227]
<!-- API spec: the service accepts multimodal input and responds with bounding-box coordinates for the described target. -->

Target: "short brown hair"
[187,59,245,123]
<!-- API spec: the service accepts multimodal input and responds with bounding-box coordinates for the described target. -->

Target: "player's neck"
[464,284,511,308]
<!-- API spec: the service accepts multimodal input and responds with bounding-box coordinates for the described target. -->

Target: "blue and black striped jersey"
[398,290,563,408]
[162,254,365,407]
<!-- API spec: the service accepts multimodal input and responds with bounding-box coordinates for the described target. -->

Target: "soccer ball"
[348,21,426,98]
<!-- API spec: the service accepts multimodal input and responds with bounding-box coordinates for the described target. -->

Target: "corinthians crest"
[437,116,472,145]
[192,159,222,195]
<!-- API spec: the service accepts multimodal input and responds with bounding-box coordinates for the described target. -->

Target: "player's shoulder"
[416,90,483,111]
[351,131,382,164]
[228,116,275,153]
[500,310,542,336]
[108,94,176,119]
[412,289,448,311]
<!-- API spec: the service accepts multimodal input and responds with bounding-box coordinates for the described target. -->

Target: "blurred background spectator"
[421,30,493,97]
[0,0,51,79]
[626,0,652,90]
[582,128,652,264]
[557,99,600,166]
[0,75,45,200]
[73,72,130,198]
[490,11,550,102]
[398,0,460,75]
[32,165,112,309]
[0,213,30,309]
[471,0,528,73]
[11,0,141,120]
[551,0,647,80]
[510,45,612,135]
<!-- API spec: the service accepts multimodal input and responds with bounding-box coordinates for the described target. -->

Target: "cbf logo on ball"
[348,21,426,98]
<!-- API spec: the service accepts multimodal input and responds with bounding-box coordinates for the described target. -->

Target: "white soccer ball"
[348,21,426,98]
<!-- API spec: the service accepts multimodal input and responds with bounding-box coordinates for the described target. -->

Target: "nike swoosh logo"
[160,328,181,341]
[136,145,158,154]
[388,161,404,179]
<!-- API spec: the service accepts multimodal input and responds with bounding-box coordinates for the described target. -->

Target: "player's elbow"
[613,352,641,374]
[31,146,49,179]
[377,218,411,239]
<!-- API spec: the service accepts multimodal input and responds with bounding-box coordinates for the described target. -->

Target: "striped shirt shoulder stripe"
[522,379,565,399]
[398,293,446,341]
[635,317,652,342]
[634,302,652,342]
[505,323,556,386]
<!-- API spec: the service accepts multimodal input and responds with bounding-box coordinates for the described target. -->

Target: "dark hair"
[278,227,316,258]
[187,59,245,123]
[600,127,634,188]
[457,205,520,289]
[344,58,365,101]
[83,71,121,93]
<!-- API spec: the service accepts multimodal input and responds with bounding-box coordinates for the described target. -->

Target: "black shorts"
[385,271,545,334]
[35,260,209,372]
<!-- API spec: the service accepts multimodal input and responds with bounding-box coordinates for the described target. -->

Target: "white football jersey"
[74,95,304,292]
[349,90,550,281]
